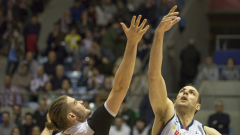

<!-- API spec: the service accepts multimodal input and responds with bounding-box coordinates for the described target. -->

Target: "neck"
[176,108,194,126]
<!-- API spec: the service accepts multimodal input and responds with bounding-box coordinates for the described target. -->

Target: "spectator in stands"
[11,127,21,135]
[208,100,230,135]
[30,66,49,101]
[6,0,20,23]
[46,23,65,48]
[95,4,110,26]
[44,51,58,79]
[77,11,94,36]
[30,65,49,93]
[38,81,56,108]
[100,21,121,62]
[97,56,114,75]
[155,0,171,27]
[58,9,73,34]
[23,15,41,56]
[0,105,2,124]
[0,10,7,48]
[221,58,240,80]
[109,116,131,135]
[139,94,155,126]
[95,77,112,107]
[0,111,17,135]
[114,1,131,25]
[31,0,44,15]
[179,39,200,88]
[33,100,48,131]
[87,67,104,90]
[117,100,136,129]
[102,0,117,19]
[12,104,22,127]
[137,38,150,61]
[133,117,151,135]
[87,5,96,25]
[137,0,156,25]
[64,27,81,57]
[18,52,38,75]
[31,125,41,135]
[69,0,85,22]
[6,37,24,76]
[51,65,70,91]
[19,113,35,135]
[59,79,74,95]
[142,24,153,44]
[12,64,32,102]
[11,21,25,46]
[0,75,22,107]
[80,29,93,59]
[194,56,219,88]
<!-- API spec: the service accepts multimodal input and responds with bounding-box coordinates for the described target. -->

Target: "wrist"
[127,40,138,44]
[155,30,165,35]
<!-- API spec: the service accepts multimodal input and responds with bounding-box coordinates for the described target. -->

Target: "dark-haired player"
[41,15,149,135]
[148,6,221,135]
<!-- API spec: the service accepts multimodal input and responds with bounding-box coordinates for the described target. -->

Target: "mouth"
[180,96,188,101]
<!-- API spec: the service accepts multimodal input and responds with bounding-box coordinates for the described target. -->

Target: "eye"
[190,91,194,95]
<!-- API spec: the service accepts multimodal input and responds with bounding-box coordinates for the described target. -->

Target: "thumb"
[120,22,128,35]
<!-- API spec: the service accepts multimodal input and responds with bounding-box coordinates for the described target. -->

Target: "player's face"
[67,97,92,122]
[175,86,200,112]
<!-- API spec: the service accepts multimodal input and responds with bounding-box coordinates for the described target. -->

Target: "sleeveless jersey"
[158,111,206,135]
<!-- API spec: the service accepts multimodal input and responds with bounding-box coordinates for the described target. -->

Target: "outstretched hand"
[156,5,181,33]
[120,15,149,43]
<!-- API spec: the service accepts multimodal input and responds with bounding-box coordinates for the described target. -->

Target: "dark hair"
[2,111,10,116]
[136,117,146,124]
[45,95,71,131]
[25,112,33,118]
[12,104,21,110]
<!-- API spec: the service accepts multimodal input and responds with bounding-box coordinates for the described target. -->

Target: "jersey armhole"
[158,113,175,135]
[104,102,117,117]
[202,125,207,135]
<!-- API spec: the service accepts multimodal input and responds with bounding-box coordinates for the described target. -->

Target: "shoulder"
[204,126,221,135]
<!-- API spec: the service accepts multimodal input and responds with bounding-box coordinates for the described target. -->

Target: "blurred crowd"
[179,39,240,89]
[0,0,184,135]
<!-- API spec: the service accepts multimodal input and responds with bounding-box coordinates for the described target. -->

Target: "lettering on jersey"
[174,130,181,135]
[172,125,176,129]
[195,131,202,135]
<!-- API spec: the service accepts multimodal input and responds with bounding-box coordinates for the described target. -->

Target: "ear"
[67,113,76,121]
[196,103,201,111]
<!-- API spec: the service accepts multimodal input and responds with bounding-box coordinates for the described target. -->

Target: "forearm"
[148,32,164,75]
[113,40,138,91]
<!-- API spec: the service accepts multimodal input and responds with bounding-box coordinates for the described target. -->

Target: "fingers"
[164,16,178,20]
[167,12,179,17]
[131,16,136,27]
[120,22,128,34]
[135,15,142,27]
[171,17,181,25]
[141,25,150,34]
[168,5,177,14]
[139,19,147,29]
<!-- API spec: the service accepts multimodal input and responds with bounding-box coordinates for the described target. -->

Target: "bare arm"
[106,15,149,114]
[204,126,222,135]
[148,6,180,134]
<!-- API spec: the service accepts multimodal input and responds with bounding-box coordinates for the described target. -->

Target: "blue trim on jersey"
[157,114,175,135]
[202,125,207,135]
[176,114,194,131]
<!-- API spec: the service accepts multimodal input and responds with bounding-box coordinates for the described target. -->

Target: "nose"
[183,90,188,95]
[79,100,83,105]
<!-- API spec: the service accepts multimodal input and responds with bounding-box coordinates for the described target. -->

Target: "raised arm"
[106,15,149,114]
[148,6,180,134]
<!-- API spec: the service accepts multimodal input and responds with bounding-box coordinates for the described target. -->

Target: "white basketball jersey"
[158,111,206,135]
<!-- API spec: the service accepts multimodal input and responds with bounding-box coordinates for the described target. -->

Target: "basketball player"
[148,6,221,135]
[40,15,149,135]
